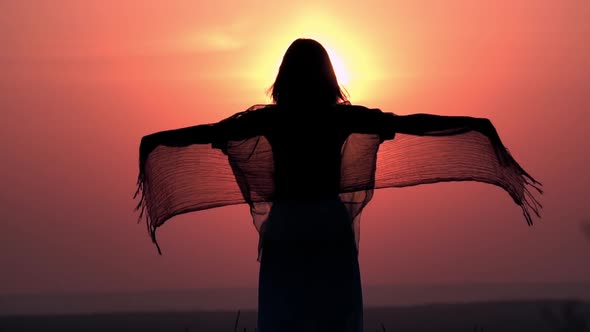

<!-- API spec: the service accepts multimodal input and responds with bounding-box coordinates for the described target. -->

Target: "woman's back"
[266,106,350,200]
[224,103,392,203]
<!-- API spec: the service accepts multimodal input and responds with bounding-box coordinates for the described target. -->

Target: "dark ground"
[1,300,589,332]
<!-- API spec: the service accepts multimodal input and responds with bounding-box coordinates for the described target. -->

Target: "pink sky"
[1,0,589,296]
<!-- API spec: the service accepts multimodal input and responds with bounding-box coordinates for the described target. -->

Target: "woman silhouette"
[135,38,542,332]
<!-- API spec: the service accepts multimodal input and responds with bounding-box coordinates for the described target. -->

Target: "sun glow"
[249,9,384,103]
[325,48,349,86]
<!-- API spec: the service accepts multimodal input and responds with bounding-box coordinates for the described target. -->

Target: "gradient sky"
[1,0,589,296]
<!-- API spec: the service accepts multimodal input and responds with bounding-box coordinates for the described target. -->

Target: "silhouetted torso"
[266,107,349,201]
[241,103,386,202]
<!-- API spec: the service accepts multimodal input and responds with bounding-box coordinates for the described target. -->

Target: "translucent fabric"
[134,104,542,259]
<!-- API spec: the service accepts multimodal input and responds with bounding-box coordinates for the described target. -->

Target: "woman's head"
[269,38,348,106]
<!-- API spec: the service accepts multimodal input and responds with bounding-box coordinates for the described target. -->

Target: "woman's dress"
[258,199,363,332]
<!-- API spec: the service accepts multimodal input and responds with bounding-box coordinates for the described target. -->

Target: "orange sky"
[1,0,589,296]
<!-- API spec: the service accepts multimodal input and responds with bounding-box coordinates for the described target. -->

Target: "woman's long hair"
[269,38,348,106]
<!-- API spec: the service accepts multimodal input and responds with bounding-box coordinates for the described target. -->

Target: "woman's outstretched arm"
[345,107,494,141]
[390,113,490,136]
[391,113,510,165]
[142,123,216,147]
[139,105,270,153]
[138,124,217,169]
[138,107,269,174]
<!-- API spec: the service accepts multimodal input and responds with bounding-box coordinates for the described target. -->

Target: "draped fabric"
[134,104,542,259]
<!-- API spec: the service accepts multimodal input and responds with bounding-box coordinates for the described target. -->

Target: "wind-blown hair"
[269,38,348,106]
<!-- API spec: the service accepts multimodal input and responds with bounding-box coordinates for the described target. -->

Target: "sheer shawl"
[134,104,542,259]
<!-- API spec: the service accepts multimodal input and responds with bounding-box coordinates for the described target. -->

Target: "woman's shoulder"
[331,104,390,123]
[219,104,277,123]
[245,104,277,112]
[332,103,383,114]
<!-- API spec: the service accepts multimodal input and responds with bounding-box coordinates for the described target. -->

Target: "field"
[2,300,589,332]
